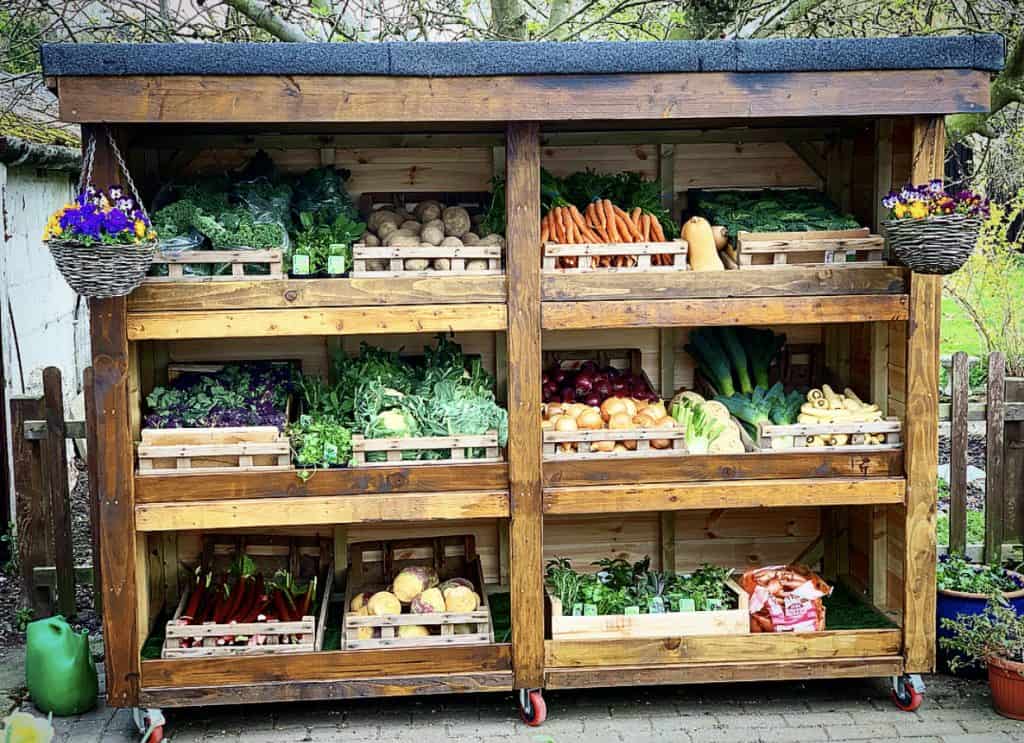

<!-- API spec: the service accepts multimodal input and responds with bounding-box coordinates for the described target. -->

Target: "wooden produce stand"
[42,36,1001,732]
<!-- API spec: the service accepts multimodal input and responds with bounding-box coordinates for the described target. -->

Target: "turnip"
[397,625,431,639]
[392,566,439,603]
[367,591,401,616]
[411,587,445,614]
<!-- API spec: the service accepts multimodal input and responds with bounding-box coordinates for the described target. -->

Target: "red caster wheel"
[891,674,925,712]
[133,708,166,743]
[145,724,165,743]
[518,689,547,727]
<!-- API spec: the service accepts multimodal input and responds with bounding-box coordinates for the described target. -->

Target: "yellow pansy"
[134,220,146,238]
[2,711,55,743]
[894,203,908,218]
[909,201,929,219]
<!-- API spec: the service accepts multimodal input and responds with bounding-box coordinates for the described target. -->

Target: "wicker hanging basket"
[883,214,981,275]
[45,129,156,298]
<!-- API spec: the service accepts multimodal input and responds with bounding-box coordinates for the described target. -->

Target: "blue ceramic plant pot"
[937,571,1024,678]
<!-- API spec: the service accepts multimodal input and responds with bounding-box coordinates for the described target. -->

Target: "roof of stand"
[42,36,1004,77]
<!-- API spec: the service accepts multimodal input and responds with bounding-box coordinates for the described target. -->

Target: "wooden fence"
[939,351,1024,561]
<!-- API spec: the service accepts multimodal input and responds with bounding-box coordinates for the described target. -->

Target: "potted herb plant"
[288,211,364,278]
[937,553,1024,677]
[941,599,1024,719]
[881,180,988,274]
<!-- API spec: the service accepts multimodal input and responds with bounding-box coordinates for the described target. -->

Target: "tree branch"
[948,31,1024,140]
[220,0,315,41]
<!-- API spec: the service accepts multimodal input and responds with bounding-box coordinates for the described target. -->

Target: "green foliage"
[288,414,353,476]
[291,211,365,274]
[945,195,1024,375]
[937,511,986,548]
[0,9,43,74]
[940,599,1024,669]
[15,607,34,632]
[2,523,18,577]
[937,553,1023,594]
[693,189,860,238]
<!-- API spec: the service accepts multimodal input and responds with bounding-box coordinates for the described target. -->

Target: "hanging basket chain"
[76,127,151,222]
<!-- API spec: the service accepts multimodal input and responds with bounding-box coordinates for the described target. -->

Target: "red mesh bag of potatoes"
[740,564,832,633]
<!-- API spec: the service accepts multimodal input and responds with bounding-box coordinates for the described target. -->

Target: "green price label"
[583,604,598,617]
[327,255,346,274]
[571,603,583,617]
[323,442,339,463]
[624,606,641,616]
[677,598,696,613]
[292,254,311,275]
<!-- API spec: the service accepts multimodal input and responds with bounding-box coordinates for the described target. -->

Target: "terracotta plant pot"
[937,571,1024,678]
[988,655,1024,720]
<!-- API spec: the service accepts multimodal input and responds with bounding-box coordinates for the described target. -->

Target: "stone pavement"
[21,674,1024,743]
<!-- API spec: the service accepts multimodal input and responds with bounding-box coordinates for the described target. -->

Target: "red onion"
[560,387,576,403]
[583,393,601,407]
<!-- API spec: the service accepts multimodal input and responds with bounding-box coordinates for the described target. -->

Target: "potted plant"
[881,180,989,274]
[44,130,157,297]
[941,598,1024,719]
[937,553,1024,677]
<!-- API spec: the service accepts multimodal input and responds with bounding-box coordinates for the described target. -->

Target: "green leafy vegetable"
[694,189,860,238]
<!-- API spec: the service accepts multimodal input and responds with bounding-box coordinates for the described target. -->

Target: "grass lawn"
[941,292,987,358]
[937,509,986,547]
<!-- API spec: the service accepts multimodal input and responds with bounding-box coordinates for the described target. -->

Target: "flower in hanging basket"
[43,185,156,246]
[882,180,990,221]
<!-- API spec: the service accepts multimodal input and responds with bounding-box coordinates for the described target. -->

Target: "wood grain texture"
[11,396,50,614]
[56,70,991,124]
[126,304,508,340]
[544,449,904,487]
[135,462,508,503]
[41,367,74,617]
[542,295,908,330]
[84,367,103,615]
[140,672,514,707]
[545,629,902,667]
[949,352,970,554]
[135,490,510,531]
[140,643,512,687]
[505,121,544,689]
[544,477,905,515]
[127,276,507,312]
[545,657,903,689]
[542,265,907,301]
[985,352,1006,560]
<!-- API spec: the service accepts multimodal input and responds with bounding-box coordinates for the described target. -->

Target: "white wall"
[1,163,89,519]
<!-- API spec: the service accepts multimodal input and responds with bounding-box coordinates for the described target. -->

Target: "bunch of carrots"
[542,198,670,268]
[176,563,317,648]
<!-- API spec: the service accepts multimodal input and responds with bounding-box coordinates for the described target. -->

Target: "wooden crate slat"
[144,249,284,283]
[543,427,686,461]
[543,240,687,273]
[351,431,503,467]
[736,229,884,269]
[757,417,903,451]
[356,245,502,259]
[138,426,291,476]
[352,243,505,278]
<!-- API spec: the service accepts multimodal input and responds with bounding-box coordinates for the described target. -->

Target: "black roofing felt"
[41,35,1004,78]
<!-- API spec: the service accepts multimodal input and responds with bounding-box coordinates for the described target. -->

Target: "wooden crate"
[162,535,332,658]
[352,244,502,277]
[543,240,687,272]
[547,578,749,640]
[735,228,884,268]
[756,417,902,451]
[343,536,493,650]
[543,428,687,461]
[144,249,284,283]
[137,426,291,476]
[351,431,502,467]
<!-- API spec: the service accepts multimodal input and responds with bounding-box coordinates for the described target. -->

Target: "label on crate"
[323,442,339,464]
[292,254,311,275]
[706,599,724,611]
[648,597,665,614]
[327,254,347,275]
[583,604,598,617]
[624,606,641,616]
[571,603,583,617]
[676,598,696,613]
[299,414,312,427]
[823,250,835,264]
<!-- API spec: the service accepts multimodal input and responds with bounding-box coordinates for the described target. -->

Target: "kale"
[291,166,359,225]
[693,189,861,238]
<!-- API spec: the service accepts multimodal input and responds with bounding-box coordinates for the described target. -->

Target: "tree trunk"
[491,0,527,40]
[222,0,314,42]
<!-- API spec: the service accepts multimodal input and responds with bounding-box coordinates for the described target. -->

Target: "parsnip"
[822,384,843,409]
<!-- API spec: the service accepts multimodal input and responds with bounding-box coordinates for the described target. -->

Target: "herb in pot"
[937,553,1024,595]
[941,599,1024,670]
[287,414,353,480]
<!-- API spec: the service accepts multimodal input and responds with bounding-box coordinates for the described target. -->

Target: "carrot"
[640,214,651,243]
[614,206,642,241]
[551,209,566,243]
[568,204,589,235]
[651,217,666,242]
[591,224,609,242]
[631,207,642,227]
[603,200,620,242]
[540,216,550,243]
[563,211,577,244]
[616,214,635,243]
[591,200,606,229]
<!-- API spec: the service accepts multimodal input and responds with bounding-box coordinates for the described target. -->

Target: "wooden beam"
[544,477,906,515]
[56,70,991,124]
[40,367,75,618]
[505,121,544,690]
[546,657,904,689]
[10,396,51,615]
[127,276,507,313]
[84,367,102,615]
[542,295,909,330]
[22,419,87,440]
[135,490,510,532]
[902,116,943,675]
[788,141,827,182]
[874,119,894,232]
[126,304,508,340]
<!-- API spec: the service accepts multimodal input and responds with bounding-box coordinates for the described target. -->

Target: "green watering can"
[25,616,98,716]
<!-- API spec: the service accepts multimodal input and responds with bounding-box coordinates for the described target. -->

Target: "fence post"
[84,366,102,615]
[949,352,970,555]
[1004,375,1024,547]
[41,367,75,618]
[985,352,1006,562]
[10,395,51,615]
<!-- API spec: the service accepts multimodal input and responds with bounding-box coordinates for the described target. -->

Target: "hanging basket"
[48,239,157,298]
[45,128,156,298]
[883,214,981,275]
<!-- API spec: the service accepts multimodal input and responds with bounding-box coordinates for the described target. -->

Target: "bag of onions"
[741,564,832,633]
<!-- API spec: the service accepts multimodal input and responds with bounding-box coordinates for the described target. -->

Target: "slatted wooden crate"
[163,535,332,658]
[144,249,284,282]
[756,417,902,451]
[547,578,748,640]
[343,536,493,650]
[352,244,502,277]
[351,431,502,467]
[543,240,687,272]
[543,428,687,461]
[137,426,291,476]
[735,228,884,268]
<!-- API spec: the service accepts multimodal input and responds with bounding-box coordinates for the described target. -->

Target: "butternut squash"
[683,217,725,271]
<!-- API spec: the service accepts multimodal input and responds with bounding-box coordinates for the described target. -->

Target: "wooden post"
[41,367,75,617]
[83,366,102,616]
[948,352,970,555]
[902,116,943,674]
[1006,377,1024,545]
[874,119,894,233]
[86,123,141,707]
[985,352,1006,561]
[505,121,543,690]
[10,396,50,615]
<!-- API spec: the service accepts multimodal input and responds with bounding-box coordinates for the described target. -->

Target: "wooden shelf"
[542,265,907,302]
[127,275,507,313]
[542,294,908,330]
[544,477,905,515]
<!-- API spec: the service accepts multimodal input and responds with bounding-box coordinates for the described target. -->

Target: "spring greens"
[694,189,861,237]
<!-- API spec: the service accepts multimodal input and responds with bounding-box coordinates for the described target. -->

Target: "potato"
[400,220,422,235]
[477,233,505,248]
[461,232,480,246]
[397,209,417,223]
[413,200,444,222]
[433,258,452,271]
[367,209,401,233]
[383,231,419,247]
[365,259,388,271]
[377,221,399,240]
[453,623,477,635]
[423,218,444,233]
[465,259,489,271]
[360,232,380,247]
[442,206,472,237]
[420,225,444,246]
[440,236,463,247]
[404,258,430,270]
